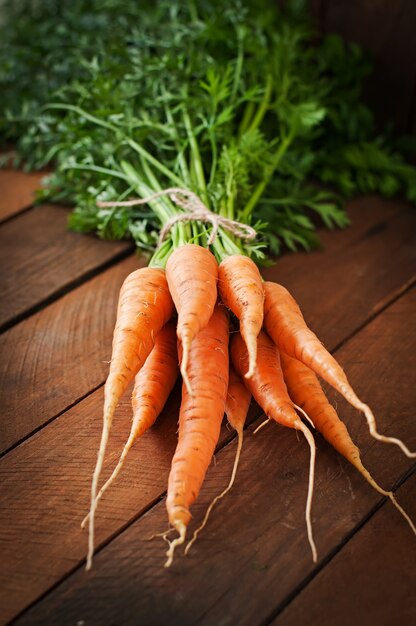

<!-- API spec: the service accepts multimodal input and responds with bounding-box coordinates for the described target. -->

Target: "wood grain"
[272,474,416,626]
[0,204,132,330]
[0,169,44,222]
[11,288,416,626]
[0,255,141,455]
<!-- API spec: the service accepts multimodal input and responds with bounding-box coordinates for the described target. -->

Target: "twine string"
[97,187,257,246]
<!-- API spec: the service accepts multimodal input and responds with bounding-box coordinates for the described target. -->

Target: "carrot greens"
[1,0,415,261]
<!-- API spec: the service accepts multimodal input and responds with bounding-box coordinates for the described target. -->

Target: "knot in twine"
[97,187,257,246]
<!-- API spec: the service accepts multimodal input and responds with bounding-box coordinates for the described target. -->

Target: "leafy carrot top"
[1,0,415,264]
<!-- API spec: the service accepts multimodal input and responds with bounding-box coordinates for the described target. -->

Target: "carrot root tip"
[359,403,416,458]
[388,493,416,536]
[147,528,175,542]
[295,420,318,564]
[253,418,270,435]
[164,522,187,568]
[293,403,315,429]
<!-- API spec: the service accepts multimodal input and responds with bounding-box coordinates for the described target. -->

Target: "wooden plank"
[11,288,416,626]
[0,169,44,222]
[272,474,416,626]
[0,204,132,330]
[322,0,416,133]
[0,255,141,455]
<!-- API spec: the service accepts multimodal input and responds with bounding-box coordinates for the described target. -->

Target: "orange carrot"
[87,267,174,570]
[218,255,264,378]
[225,364,252,433]
[166,244,218,394]
[230,330,318,562]
[81,320,179,529]
[165,304,229,566]
[264,281,416,458]
[280,352,416,535]
[185,365,251,554]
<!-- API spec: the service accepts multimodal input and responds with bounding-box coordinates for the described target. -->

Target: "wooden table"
[0,170,415,626]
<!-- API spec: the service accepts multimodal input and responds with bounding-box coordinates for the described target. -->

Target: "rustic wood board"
[0,204,132,330]
[272,474,416,626]
[0,255,141,455]
[10,288,415,626]
[0,168,44,222]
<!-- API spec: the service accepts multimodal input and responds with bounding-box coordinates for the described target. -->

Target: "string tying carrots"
[97,188,257,246]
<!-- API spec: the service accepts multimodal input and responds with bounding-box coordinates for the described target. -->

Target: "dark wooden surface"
[0,171,415,626]
[310,0,416,135]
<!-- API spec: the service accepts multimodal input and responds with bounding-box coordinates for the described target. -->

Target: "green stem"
[238,101,255,137]
[247,74,273,134]
[165,104,191,186]
[183,108,208,202]
[231,33,244,103]
[61,162,129,181]
[208,129,218,186]
[240,132,294,220]
[45,103,185,187]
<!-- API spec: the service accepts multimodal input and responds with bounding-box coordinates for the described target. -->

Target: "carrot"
[225,364,252,432]
[87,267,174,570]
[230,330,318,562]
[263,281,416,458]
[185,365,251,554]
[165,304,229,567]
[218,254,264,378]
[280,352,416,535]
[166,244,218,394]
[81,320,179,529]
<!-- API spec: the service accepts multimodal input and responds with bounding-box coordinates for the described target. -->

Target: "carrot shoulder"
[165,304,229,566]
[166,244,218,394]
[218,254,264,379]
[263,281,416,458]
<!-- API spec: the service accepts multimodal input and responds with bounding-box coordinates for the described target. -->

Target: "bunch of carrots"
[8,0,414,570]
[84,243,416,570]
